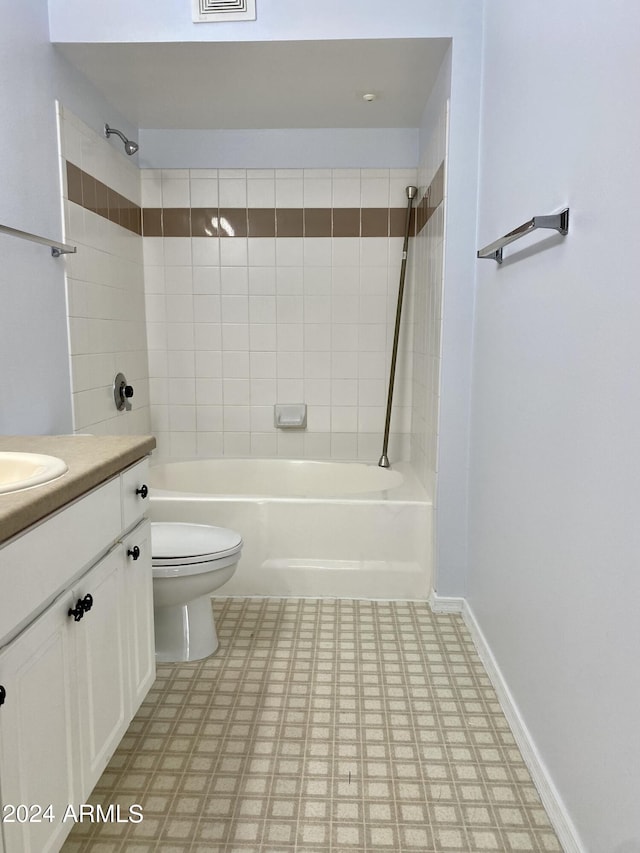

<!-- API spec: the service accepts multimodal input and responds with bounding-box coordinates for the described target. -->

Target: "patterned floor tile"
[61,599,562,852]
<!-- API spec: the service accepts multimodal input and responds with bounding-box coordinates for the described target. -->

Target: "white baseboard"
[430,593,584,853]
[428,590,465,612]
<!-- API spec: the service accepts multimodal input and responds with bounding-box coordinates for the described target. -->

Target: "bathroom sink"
[0,452,68,495]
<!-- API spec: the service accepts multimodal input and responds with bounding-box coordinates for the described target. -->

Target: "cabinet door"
[122,519,156,714]
[121,458,150,533]
[0,592,80,853]
[72,546,129,795]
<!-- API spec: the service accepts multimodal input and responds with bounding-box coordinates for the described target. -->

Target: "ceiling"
[56,38,450,130]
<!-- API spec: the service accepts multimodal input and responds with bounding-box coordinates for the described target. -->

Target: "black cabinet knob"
[0,685,6,706]
[136,484,149,499]
[68,594,93,622]
[127,545,141,561]
[68,599,85,622]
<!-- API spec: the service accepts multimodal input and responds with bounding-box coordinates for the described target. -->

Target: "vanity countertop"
[0,434,156,545]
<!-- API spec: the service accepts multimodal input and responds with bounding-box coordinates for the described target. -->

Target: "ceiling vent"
[192,0,256,22]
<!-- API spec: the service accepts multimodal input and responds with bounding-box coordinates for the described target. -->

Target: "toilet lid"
[151,522,243,563]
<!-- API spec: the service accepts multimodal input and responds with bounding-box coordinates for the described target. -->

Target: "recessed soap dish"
[274,404,307,429]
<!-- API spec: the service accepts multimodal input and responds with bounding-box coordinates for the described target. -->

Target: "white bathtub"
[149,459,432,599]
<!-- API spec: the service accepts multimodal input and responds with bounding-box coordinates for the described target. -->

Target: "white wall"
[0,1,72,434]
[470,2,640,850]
[0,0,138,435]
[49,0,479,45]
[139,128,418,171]
[414,48,452,585]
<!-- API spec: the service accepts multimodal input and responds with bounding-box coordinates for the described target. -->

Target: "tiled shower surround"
[142,167,422,462]
[61,598,561,853]
[59,107,446,484]
[59,105,151,436]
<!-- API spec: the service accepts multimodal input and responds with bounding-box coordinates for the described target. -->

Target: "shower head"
[406,185,418,199]
[104,123,139,156]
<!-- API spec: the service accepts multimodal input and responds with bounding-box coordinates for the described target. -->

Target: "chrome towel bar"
[0,223,77,258]
[477,208,569,264]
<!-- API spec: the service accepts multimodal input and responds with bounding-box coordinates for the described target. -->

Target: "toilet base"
[154,594,219,662]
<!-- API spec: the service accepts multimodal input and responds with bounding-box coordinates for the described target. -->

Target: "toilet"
[150,522,243,663]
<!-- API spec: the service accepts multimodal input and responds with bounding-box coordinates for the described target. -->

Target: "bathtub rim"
[149,457,431,505]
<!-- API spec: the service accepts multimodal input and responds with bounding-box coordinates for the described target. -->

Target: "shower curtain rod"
[378,185,418,469]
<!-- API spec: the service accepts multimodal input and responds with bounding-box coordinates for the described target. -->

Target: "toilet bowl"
[151,522,243,663]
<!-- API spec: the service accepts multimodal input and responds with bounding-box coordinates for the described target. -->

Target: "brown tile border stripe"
[304,208,331,237]
[142,208,162,237]
[416,161,445,235]
[66,158,444,240]
[139,207,416,238]
[66,161,142,236]
[361,207,389,237]
[248,208,276,237]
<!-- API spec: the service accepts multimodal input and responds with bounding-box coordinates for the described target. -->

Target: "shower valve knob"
[114,372,133,411]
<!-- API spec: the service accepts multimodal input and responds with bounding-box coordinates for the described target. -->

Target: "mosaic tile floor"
[62,598,562,853]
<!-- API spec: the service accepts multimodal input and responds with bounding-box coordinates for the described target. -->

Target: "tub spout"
[378,453,390,468]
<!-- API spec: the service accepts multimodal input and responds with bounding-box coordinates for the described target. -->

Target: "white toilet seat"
[151,522,243,577]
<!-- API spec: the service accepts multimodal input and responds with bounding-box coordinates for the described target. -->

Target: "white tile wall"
[58,105,151,436]
[410,102,448,492]
[143,168,417,461]
[55,117,440,471]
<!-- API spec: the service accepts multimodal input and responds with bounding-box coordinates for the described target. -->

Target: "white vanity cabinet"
[122,520,155,712]
[72,543,130,798]
[0,587,79,853]
[0,457,154,853]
